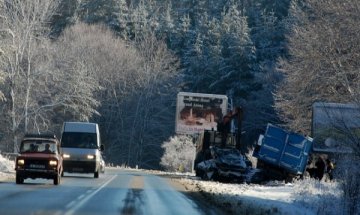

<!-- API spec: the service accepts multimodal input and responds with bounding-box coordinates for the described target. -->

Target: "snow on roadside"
[175,178,315,215]
[0,154,15,180]
[143,169,343,215]
[165,173,343,215]
[292,178,342,215]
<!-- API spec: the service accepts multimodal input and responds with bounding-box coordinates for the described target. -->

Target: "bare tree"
[0,0,60,151]
[51,23,180,168]
[275,1,360,213]
[124,32,179,168]
[274,0,360,134]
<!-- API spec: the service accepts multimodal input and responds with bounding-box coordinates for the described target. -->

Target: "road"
[0,168,222,215]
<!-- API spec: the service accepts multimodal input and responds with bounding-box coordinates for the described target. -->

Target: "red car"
[15,134,63,185]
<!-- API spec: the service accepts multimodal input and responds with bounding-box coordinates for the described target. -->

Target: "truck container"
[253,123,313,176]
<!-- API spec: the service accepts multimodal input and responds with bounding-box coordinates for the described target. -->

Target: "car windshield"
[20,141,57,154]
[61,132,97,149]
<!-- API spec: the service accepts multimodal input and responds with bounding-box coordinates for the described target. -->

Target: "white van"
[60,122,105,178]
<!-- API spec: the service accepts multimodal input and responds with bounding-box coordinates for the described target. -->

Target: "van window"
[61,132,97,149]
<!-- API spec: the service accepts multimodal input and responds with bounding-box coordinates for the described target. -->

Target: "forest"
[0,0,359,170]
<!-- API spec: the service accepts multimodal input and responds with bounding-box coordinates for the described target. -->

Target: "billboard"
[312,102,359,153]
[175,92,228,134]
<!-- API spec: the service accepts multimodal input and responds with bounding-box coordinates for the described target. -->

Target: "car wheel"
[54,174,61,185]
[101,165,105,173]
[16,174,23,184]
[94,171,99,178]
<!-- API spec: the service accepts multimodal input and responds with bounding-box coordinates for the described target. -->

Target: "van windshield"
[61,132,97,149]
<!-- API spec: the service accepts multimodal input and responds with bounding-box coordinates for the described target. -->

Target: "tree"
[124,32,179,168]
[50,0,80,37]
[56,23,180,169]
[0,0,61,151]
[274,1,360,213]
[160,135,195,172]
[102,31,180,169]
[49,25,102,121]
[218,3,259,98]
[76,0,120,31]
[274,0,360,134]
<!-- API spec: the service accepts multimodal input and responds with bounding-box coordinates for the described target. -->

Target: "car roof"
[22,133,59,143]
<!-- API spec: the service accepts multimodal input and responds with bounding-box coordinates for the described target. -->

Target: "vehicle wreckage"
[194,124,313,183]
[175,92,314,183]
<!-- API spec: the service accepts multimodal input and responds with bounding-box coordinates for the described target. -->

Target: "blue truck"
[253,123,313,180]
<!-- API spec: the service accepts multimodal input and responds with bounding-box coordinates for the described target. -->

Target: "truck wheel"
[54,174,61,185]
[16,174,24,184]
[94,171,99,178]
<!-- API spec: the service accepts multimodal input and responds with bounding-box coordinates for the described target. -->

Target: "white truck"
[311,102,357,154]
[60,122,105,178]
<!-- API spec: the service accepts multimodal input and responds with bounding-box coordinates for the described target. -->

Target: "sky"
[0,154,344,215]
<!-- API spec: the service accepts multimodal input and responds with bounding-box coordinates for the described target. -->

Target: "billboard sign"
[175,92,228,134]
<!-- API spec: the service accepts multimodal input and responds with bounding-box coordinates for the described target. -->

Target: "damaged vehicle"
[194,130,262,183]
[196,146,249,182]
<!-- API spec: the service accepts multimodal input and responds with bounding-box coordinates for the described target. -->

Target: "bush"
[160,135,195,173]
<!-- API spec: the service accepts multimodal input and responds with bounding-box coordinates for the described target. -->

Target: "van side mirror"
[100,144,105,151]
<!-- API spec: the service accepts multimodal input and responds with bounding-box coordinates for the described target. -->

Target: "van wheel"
[94,171,99,178]
[16,174,24,184]
[54,174,60,185]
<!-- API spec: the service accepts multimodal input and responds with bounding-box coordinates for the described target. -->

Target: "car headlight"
[63,154,70,159]
[17,159,25,165]
[87,155,95,160]
[49,160,58,166]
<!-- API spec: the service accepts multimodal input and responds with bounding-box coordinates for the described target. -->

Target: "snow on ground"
[0,154,15,180]
[173,177,342,215]
[150,169,343,215]
[1,155,342,215]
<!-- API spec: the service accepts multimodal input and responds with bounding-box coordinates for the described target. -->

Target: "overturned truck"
[194,123,313,183]
[254,124,313,181]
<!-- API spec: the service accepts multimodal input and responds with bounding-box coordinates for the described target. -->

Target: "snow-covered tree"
[50,0,80,37]
[160,135,196,172]
[274,1,360,213]
[49,23,103,121]
[116,0,130,39]
[274,0,360,134]
[0,0,61,151]
[217,2,259,98]
[76,0,120,31]
[102,31,180,169]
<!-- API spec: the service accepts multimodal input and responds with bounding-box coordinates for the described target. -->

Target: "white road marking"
[65,200,76,209]
[77,194,85,200]
[64,175,117,215]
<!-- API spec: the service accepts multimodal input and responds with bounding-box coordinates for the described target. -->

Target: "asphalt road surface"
[0,168,222,215]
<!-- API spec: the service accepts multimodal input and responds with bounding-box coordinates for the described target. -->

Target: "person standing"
[325,158,335,180]
[315,156,326,180]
